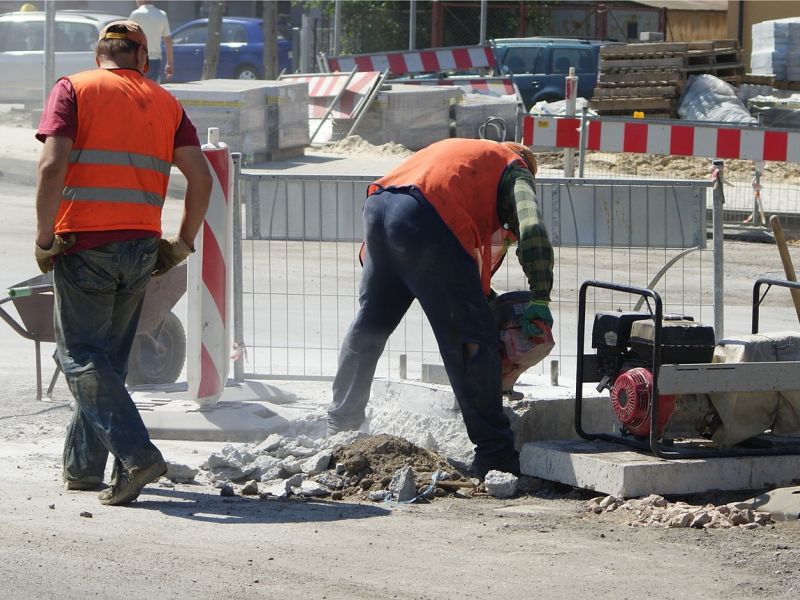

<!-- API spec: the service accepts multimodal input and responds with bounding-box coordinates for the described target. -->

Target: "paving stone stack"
[592,40,744,118]
[332,83,464,150]
[164,79,309,164]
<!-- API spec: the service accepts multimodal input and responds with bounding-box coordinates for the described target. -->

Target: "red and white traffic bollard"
[187,127,234,407]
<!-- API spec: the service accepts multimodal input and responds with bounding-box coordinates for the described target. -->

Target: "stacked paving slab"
[592,40,744,117]
[332,83,464,151]
[164,79,309,164]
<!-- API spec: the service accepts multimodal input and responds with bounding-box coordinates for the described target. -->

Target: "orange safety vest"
[54,68,184,235]
[369,138,524,294]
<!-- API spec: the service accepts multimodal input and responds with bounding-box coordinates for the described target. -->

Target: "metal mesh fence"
[538,150,800,228]
[236,172,714,382]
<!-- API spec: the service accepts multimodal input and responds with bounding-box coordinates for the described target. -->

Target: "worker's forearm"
[35,161,67,247]
[165,37,173,65]
[178,185,211,247]
[512,177,554,301]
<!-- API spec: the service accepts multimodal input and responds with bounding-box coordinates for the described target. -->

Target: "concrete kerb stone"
[521,439,800,498]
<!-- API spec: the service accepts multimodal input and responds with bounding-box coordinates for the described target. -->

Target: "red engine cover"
[610,367,676,437]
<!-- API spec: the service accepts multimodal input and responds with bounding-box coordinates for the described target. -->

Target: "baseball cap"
[502,141,538,177]
[98,20,148,52]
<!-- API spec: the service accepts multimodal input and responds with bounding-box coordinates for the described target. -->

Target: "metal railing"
[232,164,716,383]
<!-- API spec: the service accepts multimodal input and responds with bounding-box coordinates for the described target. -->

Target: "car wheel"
[126,311,186,386]
[235,65,259,80]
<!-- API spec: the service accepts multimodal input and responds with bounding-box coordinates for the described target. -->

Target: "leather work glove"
[34,234,76,274]
[153,234,194,277]
[521,299,553,337]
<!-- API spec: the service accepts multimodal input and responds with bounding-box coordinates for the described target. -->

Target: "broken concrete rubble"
[586,493,774,529]
[388,466,417,502]
[165,461,198,483]
[484,471,519,499]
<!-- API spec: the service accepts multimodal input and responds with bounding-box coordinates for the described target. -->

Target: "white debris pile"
[586,494,773,529]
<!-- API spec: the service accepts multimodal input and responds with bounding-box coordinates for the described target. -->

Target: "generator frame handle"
[575,280,671,457]
[752,277,800,334]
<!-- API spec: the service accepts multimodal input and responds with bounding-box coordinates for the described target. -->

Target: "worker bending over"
[328,138,554,478]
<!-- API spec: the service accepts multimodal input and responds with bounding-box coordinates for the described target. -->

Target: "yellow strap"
[102,32,128,40]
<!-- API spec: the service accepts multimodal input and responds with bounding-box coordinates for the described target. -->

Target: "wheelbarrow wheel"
[126,311,186,386]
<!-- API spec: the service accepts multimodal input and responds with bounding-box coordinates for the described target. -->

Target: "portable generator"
[590,310,718,439]
[576,278,800,459]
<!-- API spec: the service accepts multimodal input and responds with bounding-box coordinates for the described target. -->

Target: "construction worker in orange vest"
[328,138,554,478]
[33,21,211,505]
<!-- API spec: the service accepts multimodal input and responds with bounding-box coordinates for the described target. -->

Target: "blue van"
[491,37,604,109]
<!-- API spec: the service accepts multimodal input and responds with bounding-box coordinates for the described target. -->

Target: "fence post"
[713,159,725,342]
[578,106,589,178]
[232,152,245,383]
[563,67,578,177]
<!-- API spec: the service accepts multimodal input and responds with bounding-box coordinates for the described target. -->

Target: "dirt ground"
[0,117,799,597]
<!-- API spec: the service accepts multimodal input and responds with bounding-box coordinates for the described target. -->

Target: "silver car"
[0,10,126,104]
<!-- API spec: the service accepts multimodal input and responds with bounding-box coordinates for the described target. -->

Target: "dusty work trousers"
[55,238,164,484]
[329,189,516,465]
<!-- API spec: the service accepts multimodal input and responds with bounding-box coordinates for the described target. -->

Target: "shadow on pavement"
[130,485,392,524]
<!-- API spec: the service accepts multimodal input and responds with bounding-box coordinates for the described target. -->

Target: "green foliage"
[300,1,550,54]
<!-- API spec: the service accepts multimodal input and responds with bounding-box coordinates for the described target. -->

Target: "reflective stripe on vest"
[62,186,164,207]
[69,149,172,176]
[64,149,171,207]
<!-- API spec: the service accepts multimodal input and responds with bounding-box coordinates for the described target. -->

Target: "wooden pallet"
[589,97,675,111]
[598,70,683,86]
[593,85,678,99]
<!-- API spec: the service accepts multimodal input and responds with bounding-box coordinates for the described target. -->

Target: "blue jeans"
[329,189,516,465]
[56,237,163,483]
[145,58,162,82]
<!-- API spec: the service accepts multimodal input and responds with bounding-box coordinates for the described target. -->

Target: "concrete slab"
[520,439,800,498]
[749,485,800,521]
[132,380,318,443]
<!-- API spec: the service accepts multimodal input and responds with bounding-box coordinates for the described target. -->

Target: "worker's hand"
[153,234,194,277]
[34,234,76,274]
[521,300,553,337]
[163,63,173,81]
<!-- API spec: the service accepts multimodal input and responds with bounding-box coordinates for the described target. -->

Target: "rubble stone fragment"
[165,461,198,483]
[484,470,518,499]
[388,466,417,502]
[301,450,333,476]
[241,480,260,496]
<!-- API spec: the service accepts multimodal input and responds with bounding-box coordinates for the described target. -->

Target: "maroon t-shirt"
[36,70,201,253]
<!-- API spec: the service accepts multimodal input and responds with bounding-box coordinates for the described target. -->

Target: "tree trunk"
[262,0,278,79]
[202,1,225,80]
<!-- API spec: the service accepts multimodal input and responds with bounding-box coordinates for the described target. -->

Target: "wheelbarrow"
[0,263,187,401]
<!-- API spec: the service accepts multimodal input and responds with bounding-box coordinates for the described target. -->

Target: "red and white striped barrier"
[522,115,800,163]
[281,71,381,119]
[392,76,516,98]
[187,128,233,407]
[326,45,496,76]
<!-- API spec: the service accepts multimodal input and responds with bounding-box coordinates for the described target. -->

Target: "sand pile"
[317,135,414,157]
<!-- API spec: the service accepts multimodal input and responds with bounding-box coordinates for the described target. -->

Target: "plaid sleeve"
[497,165,554,301]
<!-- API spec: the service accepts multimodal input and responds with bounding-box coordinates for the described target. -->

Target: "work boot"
[98,458,167,506]
[65,476,104,491]
[326,419,360,438]
[470,451,521,480]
